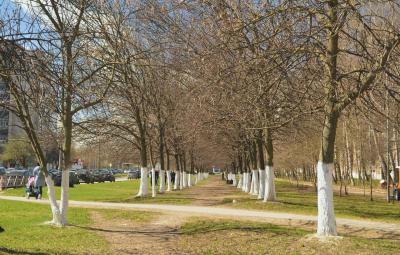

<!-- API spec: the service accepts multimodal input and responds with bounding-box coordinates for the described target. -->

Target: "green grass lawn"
[178,219,400,255]
[0,200,110,255]
[0,179,194,204]
[92,208,156,223]
[113,173,127,178]
[226,179,400,223]
[1,180,140,202]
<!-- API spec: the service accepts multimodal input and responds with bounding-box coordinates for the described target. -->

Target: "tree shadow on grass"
[181,221,309,236]
[0,247,62,255]
[71,224,181,238]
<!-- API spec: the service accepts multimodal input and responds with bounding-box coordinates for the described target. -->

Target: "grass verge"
[226,179,400,223]
[179,219,400,255]
[0,200,109,255]
[0,179,196,205]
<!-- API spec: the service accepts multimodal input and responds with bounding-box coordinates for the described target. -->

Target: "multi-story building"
[0,79,34,148]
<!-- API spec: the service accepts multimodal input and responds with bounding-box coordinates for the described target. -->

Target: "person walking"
[171,171,176,185]
[33,163,45,199]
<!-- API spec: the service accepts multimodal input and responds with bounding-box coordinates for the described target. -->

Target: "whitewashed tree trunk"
[264,166,276,202]
[253,170,259,195]
[258,170,266,199]
[237,174,242,189]
[151,168,156,197]
[188,173,192,187]
[45,175,62,226]
[179,171,184,190]
[245,172,251,193]
[317,162,337,236]
[249,171,254,194]
[195,172,199,184]
[183,172,188,188]
[60,169,70,225]
[159,170,165,193]
[242,173,247,191]
[174,171,180,190]
[166,170,171,191]
[137,167,149,197]
[232,173,237,186]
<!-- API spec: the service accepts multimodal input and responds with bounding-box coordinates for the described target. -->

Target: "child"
[25,176,38,199]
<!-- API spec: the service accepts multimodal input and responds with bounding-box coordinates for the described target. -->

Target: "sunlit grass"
[178,218,400,255]
[0,200,109,254]
[226,179,400,223]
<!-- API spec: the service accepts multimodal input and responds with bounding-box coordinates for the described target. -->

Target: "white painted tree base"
[159,170,166,193]
[237,174,243,189]
[166,170,172,192]
[263,166,276,202]
[151,168,156,197]
[45,175,63,226]
[174,171,180,190]
[60,169,69,225]
[183,172,188,188]
[245,173,251,193]
[317,162,337,236]
[137,167,149,197]
[179,171,184,190]
[258,170,265,199]
[251,170,259,195]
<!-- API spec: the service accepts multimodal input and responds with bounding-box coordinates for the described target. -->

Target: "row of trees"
[2,0,400,238]
[0,0,212,226]
[186,0,400,237]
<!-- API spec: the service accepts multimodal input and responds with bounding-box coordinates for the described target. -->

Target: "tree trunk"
[159,128,165,193]
[137,135,149,197]
[317,108,339,236]
[257,130,266,199]
[250,141,259,195]
[166,146,171,192]
[60,109,73,226]
[174,154,180,190]
[372,128,387,180]
[264,128,276,202]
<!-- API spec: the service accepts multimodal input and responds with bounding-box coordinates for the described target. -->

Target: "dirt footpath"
[90,211,189,255]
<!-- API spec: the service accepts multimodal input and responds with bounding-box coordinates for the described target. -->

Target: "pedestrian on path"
[33,163,45,199]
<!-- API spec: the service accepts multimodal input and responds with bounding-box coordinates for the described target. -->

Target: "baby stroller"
[25,176,39,199]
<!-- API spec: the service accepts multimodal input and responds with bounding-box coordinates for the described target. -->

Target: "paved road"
[1,195,399,234]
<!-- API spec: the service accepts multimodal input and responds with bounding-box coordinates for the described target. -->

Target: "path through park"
[2,176,400,254]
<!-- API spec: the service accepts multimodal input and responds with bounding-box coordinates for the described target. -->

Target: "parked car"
[110,169,123,175]
[76,169,94,184]
[91,170,106,183]
[0,167,6,175]
[69,171,80,185]
[6,169,30,176]
[49,169,78,187]
[128,169,140,179]
[100,169,115,182]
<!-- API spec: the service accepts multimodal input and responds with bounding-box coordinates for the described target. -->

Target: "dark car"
[76,169,94,184]
[110,169,120,175]
[69,171,80,185]
[91,170,106,183]
[6,168,29,176]
[49,169,78,187]
[99,169,115,182]
[127,169,140,179]
[0,167,6,175]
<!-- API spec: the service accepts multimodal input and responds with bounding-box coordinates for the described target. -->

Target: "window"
[0,119,8,128]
